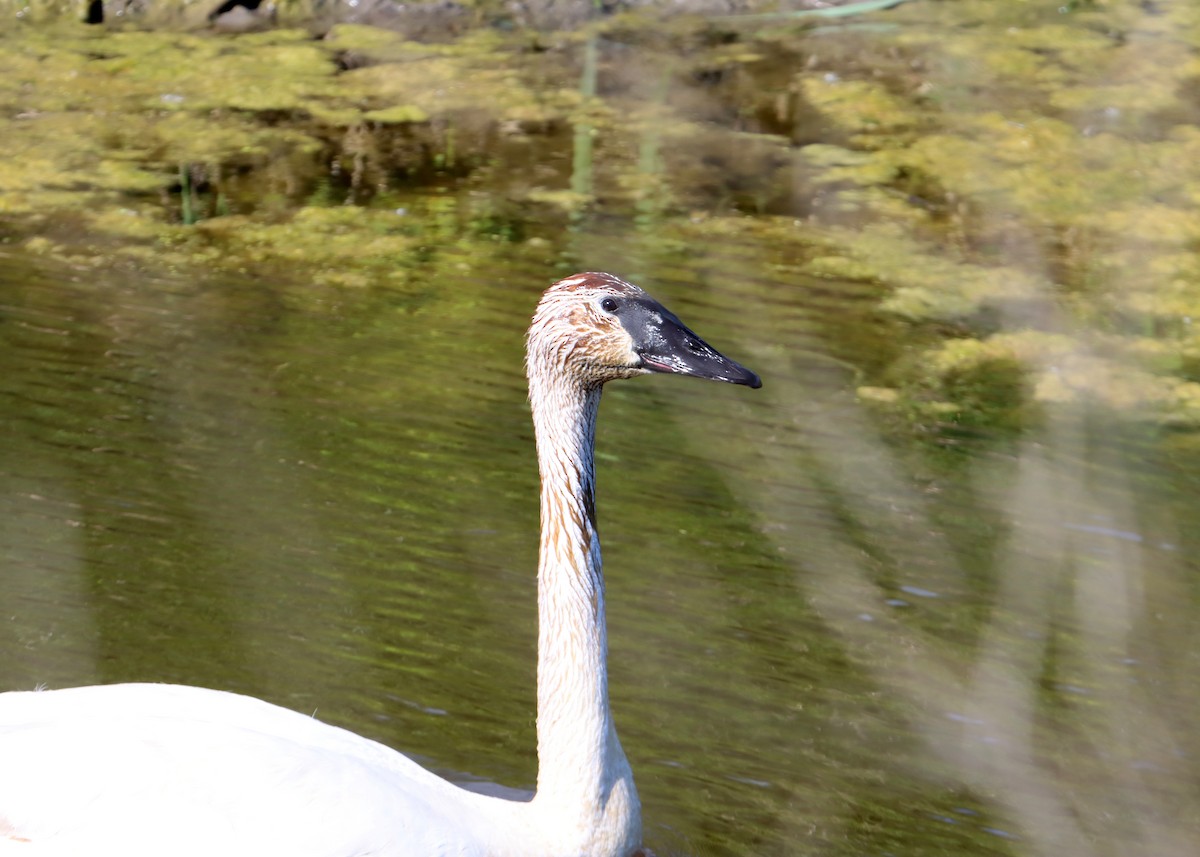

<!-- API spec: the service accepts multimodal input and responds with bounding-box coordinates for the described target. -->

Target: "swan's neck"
[527,370,638,843]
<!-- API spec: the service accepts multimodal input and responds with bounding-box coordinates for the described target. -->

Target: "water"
[5,247,1195,856]
[5,1,1200,855]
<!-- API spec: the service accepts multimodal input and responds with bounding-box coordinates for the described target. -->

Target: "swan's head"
[527,272,761,389]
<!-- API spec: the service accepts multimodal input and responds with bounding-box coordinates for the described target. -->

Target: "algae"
[796,76,917,146]
[767,0,1200,430]
[7,0,1200,433]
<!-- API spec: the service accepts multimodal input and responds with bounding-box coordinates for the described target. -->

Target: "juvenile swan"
[0,272,760,857]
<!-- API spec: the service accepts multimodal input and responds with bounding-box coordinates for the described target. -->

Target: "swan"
[0,272,760,857]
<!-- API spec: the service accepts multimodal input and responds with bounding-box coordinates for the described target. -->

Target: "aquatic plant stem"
[715,0,909,23]
[179,164,195,226]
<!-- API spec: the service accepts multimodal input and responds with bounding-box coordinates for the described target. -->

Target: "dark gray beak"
[618,298,761,389]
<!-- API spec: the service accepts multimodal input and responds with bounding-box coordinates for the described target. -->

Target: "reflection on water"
[6,250,1198,856]
[5,2,1200,856]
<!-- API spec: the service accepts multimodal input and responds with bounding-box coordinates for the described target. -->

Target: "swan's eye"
[599,297,618,313]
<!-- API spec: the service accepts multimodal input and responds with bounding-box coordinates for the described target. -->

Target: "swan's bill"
[608,296,761,389]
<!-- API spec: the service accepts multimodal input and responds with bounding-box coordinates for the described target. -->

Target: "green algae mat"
[6,1,1200,434]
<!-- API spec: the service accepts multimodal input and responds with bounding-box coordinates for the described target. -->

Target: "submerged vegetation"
[6,4,1200,857]
[4,0,1200,435]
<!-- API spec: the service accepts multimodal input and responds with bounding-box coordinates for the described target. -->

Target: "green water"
[5,1,1200,855]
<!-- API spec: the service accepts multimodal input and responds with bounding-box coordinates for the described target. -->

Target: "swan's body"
[0,272,759,856]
